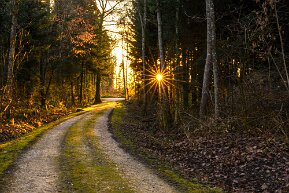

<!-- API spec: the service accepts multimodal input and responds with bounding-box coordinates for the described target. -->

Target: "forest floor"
[0,99,177,193]
[1,99,287,192]
[111,101,289,193]
[0,105,73,143]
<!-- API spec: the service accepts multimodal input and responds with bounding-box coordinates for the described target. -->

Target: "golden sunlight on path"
[2,99,176,193]
[3,114,87,193]
[95,100,177,193]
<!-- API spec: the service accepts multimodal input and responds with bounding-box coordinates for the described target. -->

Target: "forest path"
[2,99,176,193]
[2,113,87,193]
[94,105,176,193]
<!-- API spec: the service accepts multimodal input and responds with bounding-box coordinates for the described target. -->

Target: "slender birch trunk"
[200,0,219,118]
[200,0,213,117]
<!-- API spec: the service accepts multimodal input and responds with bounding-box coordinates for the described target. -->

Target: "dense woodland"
[0,0,288,191]
[0,0,118,139]
[128,0,289,134]
[123,0,289,191]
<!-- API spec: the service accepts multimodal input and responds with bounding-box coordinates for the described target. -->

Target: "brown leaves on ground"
[168,135,288,192]
[119,102,289,193]
[0,108,71,143]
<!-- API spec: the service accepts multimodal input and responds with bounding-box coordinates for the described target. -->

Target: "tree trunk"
[6,0,17,96]
[137,0,147,114]
[156,0,172,129]
[156,0,165,71]
[182,50,189,110]
[211,0,219,118]
[79,62,84,104]
[71,80,75,106]
[39,58,46,109]
[174,0,180,124]
[94,71,102,104]
[274,1,289,90]
[0,50,5,87]
[122,35,126,99]
[200,0,213,117]
[191,51,196,106]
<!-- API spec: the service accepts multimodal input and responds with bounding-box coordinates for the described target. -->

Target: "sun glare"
[156,74,163,82]
[113,46,123,65]
[143,65,175,98]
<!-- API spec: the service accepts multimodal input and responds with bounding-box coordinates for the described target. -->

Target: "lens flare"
[156,74,163,82]
[143,63,186,98]
[143,65,173,98]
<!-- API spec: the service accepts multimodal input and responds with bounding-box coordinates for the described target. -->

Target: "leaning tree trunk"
[199,0,213,117]
[274,1,289,89]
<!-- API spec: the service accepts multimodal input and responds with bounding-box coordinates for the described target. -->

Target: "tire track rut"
[2,100,177,193]
[3,114,86,193]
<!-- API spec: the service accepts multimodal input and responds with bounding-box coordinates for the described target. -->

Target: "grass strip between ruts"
[59,106,134,193]
[110,102,223,193]
[0,102,111,178]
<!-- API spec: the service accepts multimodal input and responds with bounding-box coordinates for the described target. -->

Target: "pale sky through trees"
[96,0,133,89]
[50,0,131,89]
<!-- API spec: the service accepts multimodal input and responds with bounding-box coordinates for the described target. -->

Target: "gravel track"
[2,114,86,193]
[94,107,177,193]
[2,100,176,193]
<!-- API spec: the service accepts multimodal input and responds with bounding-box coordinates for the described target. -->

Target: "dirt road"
[1,100,176,193]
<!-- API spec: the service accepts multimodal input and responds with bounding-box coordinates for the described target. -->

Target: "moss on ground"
[0,103,111,179]
[110,102,223,193]
[60,107,134,193]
